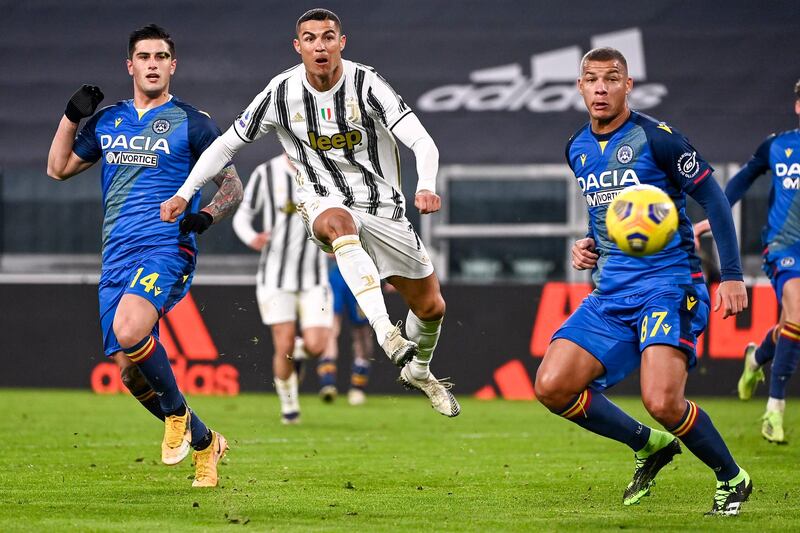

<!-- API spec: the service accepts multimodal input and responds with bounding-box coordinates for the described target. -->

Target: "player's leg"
[115,253,219,473]
[100,269,164,422]
[312,207,399,353]
[389,272,460,417]
[641,345,751,514]
[763,277,800,443]
[348,322,373,406]
[113,352,164,420]
[272,321,301,424]
[540,298,678,506]
[737,324,775,400]
[318,314,341,402]
[536,339,664,458]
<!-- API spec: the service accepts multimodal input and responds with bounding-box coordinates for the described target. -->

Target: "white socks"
[292,336,307,361]
[767,397,786,413]
[332,235,392,342]
[274,372,299,415]
[405,310,443,379]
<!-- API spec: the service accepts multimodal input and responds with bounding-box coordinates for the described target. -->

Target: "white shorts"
[298,197,435,280]
[256,284,334,328]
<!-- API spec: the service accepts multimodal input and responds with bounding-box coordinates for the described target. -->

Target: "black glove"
[65,85,104,123]
[179,211,214,235]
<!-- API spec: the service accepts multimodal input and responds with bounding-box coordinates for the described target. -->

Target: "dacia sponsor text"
[578,169,640,206]
[100,134,171,154]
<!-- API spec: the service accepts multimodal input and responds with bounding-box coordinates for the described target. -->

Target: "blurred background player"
[233,153,332,424]
[162,8,460,417]
[318,259,374,405]
[46,24,240,487]
[534,47,752,515]
[694,78,800,444]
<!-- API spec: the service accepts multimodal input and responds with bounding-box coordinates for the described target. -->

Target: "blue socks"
[668,400,738,481]
[769,321,800,399]
[558,389,651,452]
[755,325,778,366]
[124,335,209,449]
[350,359,370,391]
[318,356,337,388]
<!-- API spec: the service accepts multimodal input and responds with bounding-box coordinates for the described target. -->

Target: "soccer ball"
[605,184,678,256]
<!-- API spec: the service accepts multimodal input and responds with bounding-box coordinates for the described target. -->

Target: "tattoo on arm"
[203,164,243,222]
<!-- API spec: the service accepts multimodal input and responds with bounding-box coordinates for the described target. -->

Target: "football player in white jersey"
[233,153,332,424]
[161,8,459,417]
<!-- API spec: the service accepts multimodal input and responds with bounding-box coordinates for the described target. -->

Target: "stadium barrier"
[1,282,791,399]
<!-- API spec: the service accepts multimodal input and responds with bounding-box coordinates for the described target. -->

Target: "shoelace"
[712,483,733,508]
[165,416,186,447]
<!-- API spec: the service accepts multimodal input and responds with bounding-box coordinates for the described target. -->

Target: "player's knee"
[120,364,148,393]
[411,295,445,321]
[114,325,147,350]
[642,394,684,427]
[534,370,570,412]
[302,337,326,358]
[315,211,357,243]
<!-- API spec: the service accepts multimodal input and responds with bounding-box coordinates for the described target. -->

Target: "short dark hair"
[581,47,628,74]
[795,79,800,100]
[296,8,342,35]
[128,24,175,59]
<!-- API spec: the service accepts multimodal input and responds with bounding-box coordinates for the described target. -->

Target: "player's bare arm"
[47,85,104,180]
[203,164,243,222]
[571,237,599,270]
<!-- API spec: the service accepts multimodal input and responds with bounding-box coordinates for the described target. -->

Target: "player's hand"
[179,211,214,235]
[65,85,104,123]
[160,195,189,223]
[714,280,748,319]
[415,190,441,214]
[693,219,711,250]
[249,232,270,251]
[571,238,599,270]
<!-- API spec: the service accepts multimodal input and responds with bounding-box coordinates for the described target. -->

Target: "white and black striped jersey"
[233,59,411,220]
[232,154,327,292]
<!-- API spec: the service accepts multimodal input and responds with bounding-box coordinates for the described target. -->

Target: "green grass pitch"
[1,390,798,531]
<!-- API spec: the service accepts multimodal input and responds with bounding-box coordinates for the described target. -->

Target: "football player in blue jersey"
[534,47,752,515]
[47,24,242,487]
[694,79,800,444]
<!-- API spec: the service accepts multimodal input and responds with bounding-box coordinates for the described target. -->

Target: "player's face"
[293,20,346,79]
[578,60,632,124]
[127,39,176,98]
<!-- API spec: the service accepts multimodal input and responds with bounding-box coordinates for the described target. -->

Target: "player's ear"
[293,38,301,55]
[795,99,800,115]
[170,58,176,76]
[339,34,346,52]
[625,77,633,94]
[576,78,583,94]
[126,58,134,76]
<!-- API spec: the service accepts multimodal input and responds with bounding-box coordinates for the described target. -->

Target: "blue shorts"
[552,284,710,391]
[329,264,368,326]
[763,246,800,303]
[99,249,195,356]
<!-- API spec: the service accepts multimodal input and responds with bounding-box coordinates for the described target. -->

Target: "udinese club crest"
[616,144,634,164]
[152,119,171,134]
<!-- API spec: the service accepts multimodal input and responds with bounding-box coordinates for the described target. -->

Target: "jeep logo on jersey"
[99,134,171,154]
[105,151,158,167]
[417,28,667,113]
[307,130,363,152]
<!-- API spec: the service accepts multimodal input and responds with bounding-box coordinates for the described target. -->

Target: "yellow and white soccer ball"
[605,184,678,256]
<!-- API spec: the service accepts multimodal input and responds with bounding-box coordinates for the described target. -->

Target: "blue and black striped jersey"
[566,111,713,293]
[73,96,220,266]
